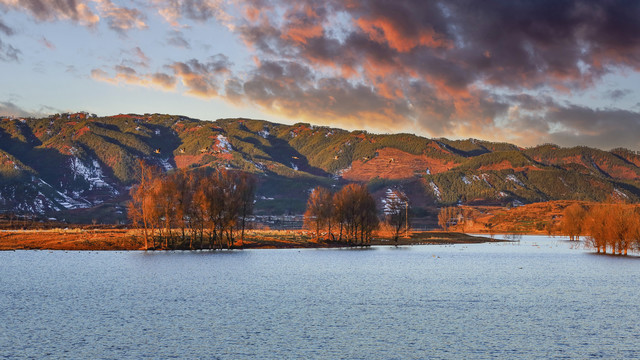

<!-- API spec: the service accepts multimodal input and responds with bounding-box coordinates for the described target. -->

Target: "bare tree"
[383,189,409,245]
[237,172,257,246]
[438,206,457,231]
[331,184,378,245]
[304,186,332,240]
[126,166,257,250]
[127,160,159,250]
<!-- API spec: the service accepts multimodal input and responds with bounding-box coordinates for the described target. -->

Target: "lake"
[1,235,639,359]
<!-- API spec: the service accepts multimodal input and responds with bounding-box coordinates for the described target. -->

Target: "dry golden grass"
[0,228,497,250]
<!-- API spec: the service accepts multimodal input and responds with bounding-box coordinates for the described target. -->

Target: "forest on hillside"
[2,113,640,223]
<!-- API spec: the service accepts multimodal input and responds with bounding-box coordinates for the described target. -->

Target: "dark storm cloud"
[224,0,640,146]
[545,106,640,150]
[72,0,640,149]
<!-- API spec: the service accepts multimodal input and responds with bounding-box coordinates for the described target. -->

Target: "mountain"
[1,112,640,223]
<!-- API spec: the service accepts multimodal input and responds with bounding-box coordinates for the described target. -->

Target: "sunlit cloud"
[0,0,100,26]
[94,0,147,33]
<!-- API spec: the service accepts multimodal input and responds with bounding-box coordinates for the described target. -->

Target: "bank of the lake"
[0,229,500,251]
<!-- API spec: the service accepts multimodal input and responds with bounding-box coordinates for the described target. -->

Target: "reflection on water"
[1,236,639,359]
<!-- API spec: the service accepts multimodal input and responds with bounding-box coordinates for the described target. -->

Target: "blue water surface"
[1,235,639,359]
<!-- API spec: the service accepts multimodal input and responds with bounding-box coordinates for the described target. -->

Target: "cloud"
[129,46,150,67]
[0,18,14,35]
[115,47,150,69]
[151,72,177,89]
[167,30,190,48]
[81,0,640,150]
[92,65,178,91]
[0,38,19,62]
[0,0,100,26]
[0,0,146,33]
[545,106,640,150]
[487,95,640,150]
[93,0,147,33]
[90,54,233,95]
[169,54,232,97]
[91,65,149,87]
[0,100,33,117]
[605,89,632,101]
[0,16,18,62]
[155,0,232,28]
[216,0,640,144]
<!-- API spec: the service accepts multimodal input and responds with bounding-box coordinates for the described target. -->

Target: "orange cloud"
[94,0,147,32]
[355,16,449,53]
[91,67,176,91]
[281,24,323,44]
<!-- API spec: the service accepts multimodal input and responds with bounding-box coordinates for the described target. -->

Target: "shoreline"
[0,229,505,251]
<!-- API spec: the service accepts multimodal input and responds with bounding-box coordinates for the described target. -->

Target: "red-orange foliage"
[127,162,256,250]
[303,184,378,245]
[304,186,333,239]
[560,203,586,241]
[583,204,640,255]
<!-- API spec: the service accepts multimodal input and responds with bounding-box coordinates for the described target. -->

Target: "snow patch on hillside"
[217,134,232,153]
[462,175,471,185]
[382,188,406,215]
[334,166,351,180]
[559,177,569,188]
[614,188,628,199]
[71,158,108,189]
[429,181,441,200]
[159,158,173,171]
[38,178,92,210]
[506,174,524,187]
[69,158,118,196]
[251,161,266,171]
[481,174,493,188]
[258,129,270,138]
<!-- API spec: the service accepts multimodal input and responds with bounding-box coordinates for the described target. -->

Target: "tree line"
[127,160,256,250]
[303,184,380,246]
[561,202,640,255]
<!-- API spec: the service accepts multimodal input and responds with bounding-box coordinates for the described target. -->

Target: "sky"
[1,0,640,150]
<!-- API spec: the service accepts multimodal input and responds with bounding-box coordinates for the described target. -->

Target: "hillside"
[1,113,640,223]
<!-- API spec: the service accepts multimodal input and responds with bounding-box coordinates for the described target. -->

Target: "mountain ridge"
[1,112,640,223]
